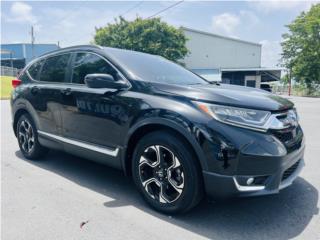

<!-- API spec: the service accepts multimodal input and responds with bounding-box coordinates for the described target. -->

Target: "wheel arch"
[12,100,41,136]
[13,108,30,136]
[122,118,209,176]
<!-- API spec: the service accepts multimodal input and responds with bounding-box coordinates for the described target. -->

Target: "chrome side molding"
[37,130,119,157]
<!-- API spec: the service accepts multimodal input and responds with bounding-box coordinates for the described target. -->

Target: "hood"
[151,82,293,111]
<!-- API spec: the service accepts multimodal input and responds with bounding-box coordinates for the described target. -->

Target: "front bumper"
[203,155,304,199]
[200,120,305,199]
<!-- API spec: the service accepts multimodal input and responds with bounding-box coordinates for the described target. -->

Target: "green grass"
[1,76,13,99]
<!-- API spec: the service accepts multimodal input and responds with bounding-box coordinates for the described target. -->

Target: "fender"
[123,117,209,173]
[12,99,41,134]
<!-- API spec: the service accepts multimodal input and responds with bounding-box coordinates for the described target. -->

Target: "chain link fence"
[272,85,289,95]
[1,66,20,77]
[273,84,320,97]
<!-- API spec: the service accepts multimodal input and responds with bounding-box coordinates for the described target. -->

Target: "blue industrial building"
[0,43,59,69]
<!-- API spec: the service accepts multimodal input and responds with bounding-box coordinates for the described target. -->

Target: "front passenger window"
[71,53,118,84]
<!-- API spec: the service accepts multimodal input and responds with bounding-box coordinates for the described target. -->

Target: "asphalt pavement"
[1,96,320,240]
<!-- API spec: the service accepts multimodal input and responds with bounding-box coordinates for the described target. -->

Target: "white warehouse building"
[181,27,282,88]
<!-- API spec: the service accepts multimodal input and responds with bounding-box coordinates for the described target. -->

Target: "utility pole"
[10,52,14,76]
[30,26,35,59]
[288,68,292,96]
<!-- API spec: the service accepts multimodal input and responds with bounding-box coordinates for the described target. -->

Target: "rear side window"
[40,54,70,82]
[71,52,118,84]
[27,59,44,80]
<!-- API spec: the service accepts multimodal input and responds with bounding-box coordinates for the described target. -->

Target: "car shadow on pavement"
[15,150,319,240]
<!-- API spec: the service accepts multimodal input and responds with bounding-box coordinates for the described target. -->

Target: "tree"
[281,3,320,89]
[93,17,188,63]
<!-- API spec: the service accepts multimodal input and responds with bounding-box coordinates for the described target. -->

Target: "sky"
[1,0,318,67]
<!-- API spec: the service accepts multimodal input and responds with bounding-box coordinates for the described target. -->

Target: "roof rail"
[36,44,103,59]
[58,44,103,50]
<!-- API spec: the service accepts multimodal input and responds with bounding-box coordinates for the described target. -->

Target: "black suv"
[260,83,273,92]
[11,45,305,213]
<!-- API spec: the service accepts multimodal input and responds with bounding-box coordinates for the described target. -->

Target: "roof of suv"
[37,44,159,61]
[38,44,103,57]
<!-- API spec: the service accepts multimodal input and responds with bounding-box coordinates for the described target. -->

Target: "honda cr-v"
[11,45,304,213]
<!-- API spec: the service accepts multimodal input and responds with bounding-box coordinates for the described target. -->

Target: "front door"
[60,52,131,150]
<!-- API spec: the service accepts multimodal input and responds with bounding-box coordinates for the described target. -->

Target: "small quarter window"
[27,59,44,81]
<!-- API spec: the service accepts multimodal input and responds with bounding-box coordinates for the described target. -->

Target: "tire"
[16,114,48,160]
[132,131,203,214]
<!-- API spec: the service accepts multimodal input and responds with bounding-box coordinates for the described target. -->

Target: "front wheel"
[132,131,203,214]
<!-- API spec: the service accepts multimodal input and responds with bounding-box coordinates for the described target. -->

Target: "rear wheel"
[17,114,48,160]
[132,131,203,214]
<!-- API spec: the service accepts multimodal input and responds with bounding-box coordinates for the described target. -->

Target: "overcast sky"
[1,1,318,67]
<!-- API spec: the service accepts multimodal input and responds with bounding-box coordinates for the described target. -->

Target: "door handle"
[60,88,72,96]
[31,86,39,95]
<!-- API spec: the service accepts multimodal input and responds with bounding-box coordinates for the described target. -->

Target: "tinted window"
[40,54,70,82]
[19,71,31,82]
[27,59,44,80]
[71,52,118,84]
[105,47,208,85]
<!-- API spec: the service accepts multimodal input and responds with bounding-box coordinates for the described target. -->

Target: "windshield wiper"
[208,81,220,85]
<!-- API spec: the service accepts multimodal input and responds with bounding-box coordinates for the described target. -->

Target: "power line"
[147,1,184,19]
[120,1,144,17]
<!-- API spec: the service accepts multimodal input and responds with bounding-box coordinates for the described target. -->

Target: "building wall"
[182,28,262,69]
[1,43,59,64]
[1,44,24,59]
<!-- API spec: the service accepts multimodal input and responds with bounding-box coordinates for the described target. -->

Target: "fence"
[1,66,20,77]
[272,85,289,95]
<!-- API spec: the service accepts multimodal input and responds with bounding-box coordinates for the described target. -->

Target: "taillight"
[12,79,22,88]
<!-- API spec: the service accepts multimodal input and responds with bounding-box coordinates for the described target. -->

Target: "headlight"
[194,102,271,131]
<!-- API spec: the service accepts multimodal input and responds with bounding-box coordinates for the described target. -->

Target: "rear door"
[34,53,72,136]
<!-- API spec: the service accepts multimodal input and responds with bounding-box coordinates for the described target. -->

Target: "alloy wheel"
[18,119,35,153]
[139,145,185,203]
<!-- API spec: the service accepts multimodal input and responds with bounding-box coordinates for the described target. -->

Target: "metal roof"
[1,43,58,46]
[221,67,284,72]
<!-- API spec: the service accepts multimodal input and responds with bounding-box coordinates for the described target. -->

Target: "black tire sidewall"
[132,131,202,214]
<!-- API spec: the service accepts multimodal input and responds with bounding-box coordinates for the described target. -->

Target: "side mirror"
[84,74,128,89]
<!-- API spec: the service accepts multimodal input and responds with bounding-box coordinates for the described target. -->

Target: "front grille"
[286,140,302,153]
[273,130,294,143]
[282,160,300,181]
[271,125,303,153]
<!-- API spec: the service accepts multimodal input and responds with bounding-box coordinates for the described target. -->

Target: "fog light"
[246,177,254,185]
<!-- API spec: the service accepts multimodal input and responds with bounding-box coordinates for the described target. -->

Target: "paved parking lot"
[1,97,320,240]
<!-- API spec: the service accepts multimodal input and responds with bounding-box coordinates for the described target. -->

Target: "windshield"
[104,47,208,85]
[192,69,222,82]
